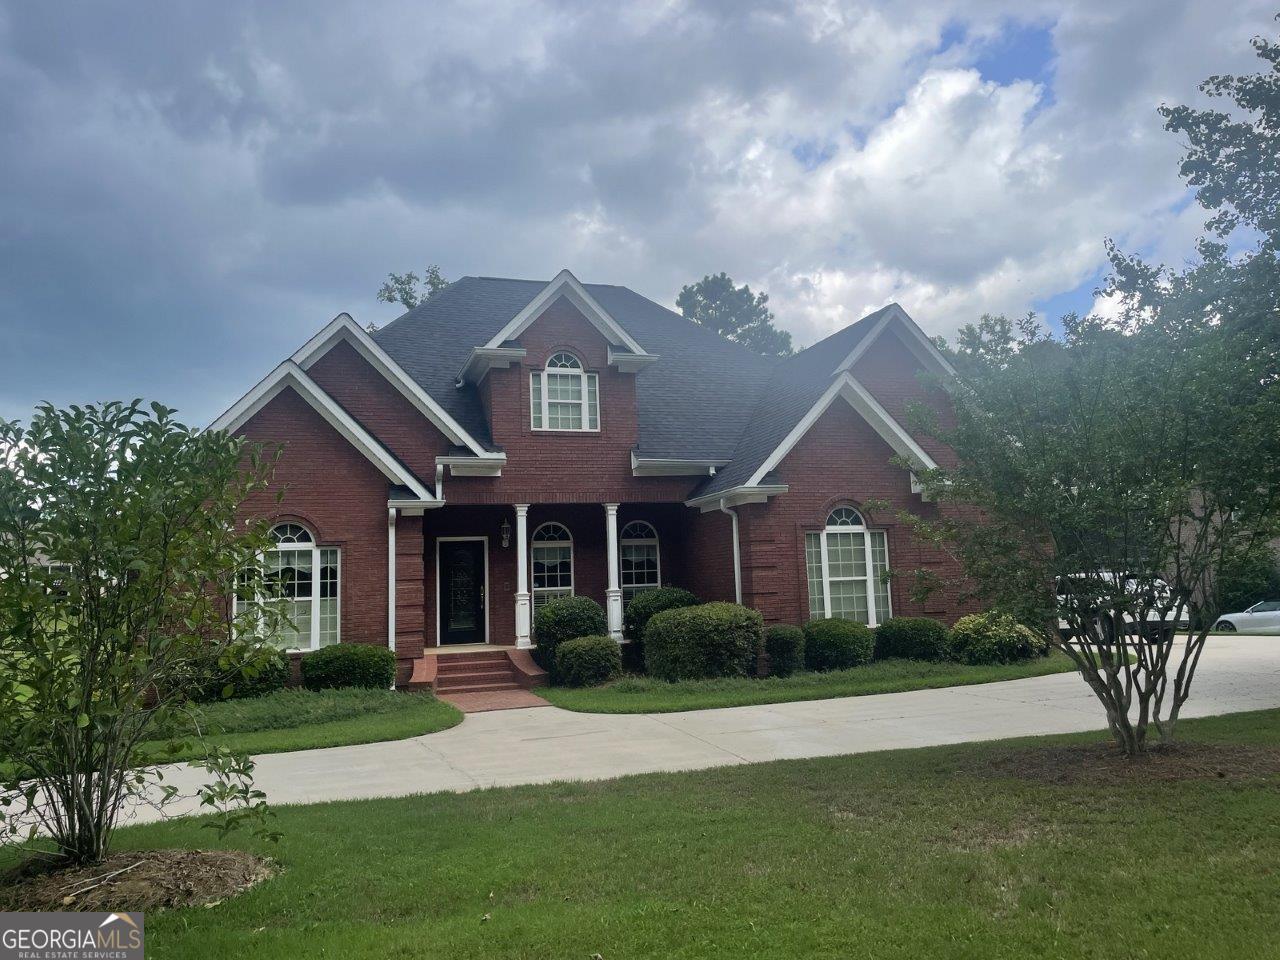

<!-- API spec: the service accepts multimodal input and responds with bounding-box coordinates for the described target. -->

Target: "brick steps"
[433,650,523,694]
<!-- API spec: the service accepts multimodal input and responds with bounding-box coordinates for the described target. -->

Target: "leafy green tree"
[376,264,449,311]
[0,401,286,864]
[908,23,1280,757]
[676,272,794,357]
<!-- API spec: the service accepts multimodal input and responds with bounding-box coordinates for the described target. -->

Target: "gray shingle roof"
[370,275,886,496]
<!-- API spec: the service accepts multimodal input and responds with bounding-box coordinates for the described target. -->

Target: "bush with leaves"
[803,619,874,671]
[192,647,290,703]
[301,644,395,690]
[623,587,699,642]
[644,603,762,682]
[763,625,805,677]
[533,596,607,674]
[949,612,1048,665]
[554,635,622,687]
[874,617,952,661]
[0,400,284,865]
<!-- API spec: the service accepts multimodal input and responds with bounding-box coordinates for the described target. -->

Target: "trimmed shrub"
[803,618,874,671]
[949,611,1049,665]
[192,646,290,702]
[624,586,699,642]
[533,595,608,673]
[763,625,805,678]
[644,602,763,682]
[555,635,623,687]
[875,616,952,661]
[301,643,396,690]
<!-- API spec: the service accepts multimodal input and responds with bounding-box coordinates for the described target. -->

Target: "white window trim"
[530,522,575,605]
[530,353,600,433]
[237,524,341,653]
[809,509,891,627]
[619,521,661,599]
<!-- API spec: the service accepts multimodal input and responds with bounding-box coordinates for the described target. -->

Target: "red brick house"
[212,270,972,685]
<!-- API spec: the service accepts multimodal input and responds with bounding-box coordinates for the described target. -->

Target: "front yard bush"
[644,602,762,682]
[803,618,874,671]
[192,647,290,702]
[533,596,608,673]
[301,643,395,690]
[555,636,623,687]
[875,617,952,661]
[949,611,1049,665]
[623,587,699,642]
[763,625,805,677]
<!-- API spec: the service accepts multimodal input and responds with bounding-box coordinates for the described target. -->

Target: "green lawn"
[69,707,1280,958]
[142,688,463,761]
[541,652,1079,713]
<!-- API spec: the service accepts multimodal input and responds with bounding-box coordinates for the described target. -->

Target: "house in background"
[211,269,977,688]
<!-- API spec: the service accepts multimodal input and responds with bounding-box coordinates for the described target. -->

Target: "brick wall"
[237,387,391,649]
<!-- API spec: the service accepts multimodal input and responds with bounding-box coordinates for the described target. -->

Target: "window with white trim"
[236,523,340,651]
[804,507,891,626]
[619,520,660,602]
[531,352,599,431]
[531,522,574,607]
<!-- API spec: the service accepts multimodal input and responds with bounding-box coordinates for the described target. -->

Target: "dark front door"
[440,539,486,645]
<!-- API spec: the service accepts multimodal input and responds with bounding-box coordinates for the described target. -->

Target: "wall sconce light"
[500,518,512,549]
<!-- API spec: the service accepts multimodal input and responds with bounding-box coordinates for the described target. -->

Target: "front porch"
[391,501,694,663]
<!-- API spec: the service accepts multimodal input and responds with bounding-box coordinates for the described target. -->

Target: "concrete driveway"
[126,635,1280,826]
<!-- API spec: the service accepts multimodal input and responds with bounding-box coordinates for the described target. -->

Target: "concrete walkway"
[126,635,1280,826]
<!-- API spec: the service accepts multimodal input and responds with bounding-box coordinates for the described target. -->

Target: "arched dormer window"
[530,522,574,607]
[804,506,891,626]
[531,352,599,431]
[619,520,660,602]
[236,522,340,651]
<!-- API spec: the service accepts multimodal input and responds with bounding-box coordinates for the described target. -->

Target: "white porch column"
[604,503,624,641]
[514,504,532,648]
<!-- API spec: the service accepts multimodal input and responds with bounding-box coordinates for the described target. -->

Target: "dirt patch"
[976,741,1280,786]
[0,849,277,912]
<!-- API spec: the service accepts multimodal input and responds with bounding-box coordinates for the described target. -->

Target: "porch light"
[500,517,512,548]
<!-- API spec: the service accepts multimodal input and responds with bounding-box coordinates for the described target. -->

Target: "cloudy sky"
[0,1,1273,424]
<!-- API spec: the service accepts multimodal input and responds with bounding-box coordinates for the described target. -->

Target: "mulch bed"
[977,741,1280,786]
[0,849,277,912]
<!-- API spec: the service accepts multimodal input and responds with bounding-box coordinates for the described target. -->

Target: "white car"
[1214,601,1280,635]
[1057,572,1190,642]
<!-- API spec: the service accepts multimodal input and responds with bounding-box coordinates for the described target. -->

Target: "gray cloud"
[0,0,1274,425]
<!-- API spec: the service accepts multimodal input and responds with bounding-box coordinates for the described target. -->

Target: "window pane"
[805,532,824,620]
[547,372,582,402]
[586,374,598,429]
[825,531,865,580]
[531,373,543,428]
[319,548,340,646]
[548,403,583,430]
[829,578,869,624]
[870,531,891,622]
[620,542,659,589]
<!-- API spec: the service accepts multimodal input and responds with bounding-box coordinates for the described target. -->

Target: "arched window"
[531,351,599,431]
[237,522,340,650]
[530,522,574,607]
[619,520,661,602]
[804,506,891,626]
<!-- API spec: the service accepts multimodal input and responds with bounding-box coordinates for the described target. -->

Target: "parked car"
[1213,601,1280,635]
[1057,572,1190,642]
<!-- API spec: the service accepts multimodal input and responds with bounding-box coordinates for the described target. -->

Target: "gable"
[306,339,456,484]
[850,326,955,466]
[516,295,616,368]
[484,268,647,355]
[771,397,913,494]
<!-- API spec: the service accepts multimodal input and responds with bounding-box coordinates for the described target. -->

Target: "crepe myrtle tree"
[0,400,287,865]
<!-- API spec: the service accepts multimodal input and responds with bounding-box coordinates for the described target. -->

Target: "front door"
[439,539,486,645]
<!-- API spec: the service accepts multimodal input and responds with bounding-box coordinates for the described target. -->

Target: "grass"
[142,688,463,761]
[541,652,1079,713]
[42,707,1278,959]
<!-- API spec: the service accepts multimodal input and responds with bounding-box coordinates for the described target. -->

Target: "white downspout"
[718,498,742,605]
[387,507,397,658]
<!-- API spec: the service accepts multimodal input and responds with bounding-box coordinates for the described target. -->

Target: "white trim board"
[290,313,501,461]
[745,372,938,489]
[208,360,436,502]
[483,268,650,356]
[832,303,957,379]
